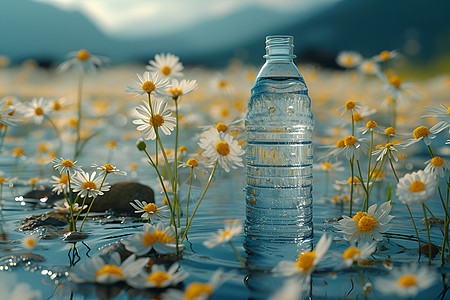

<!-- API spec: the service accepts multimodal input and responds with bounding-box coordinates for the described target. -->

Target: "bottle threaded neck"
[264,35,296,59]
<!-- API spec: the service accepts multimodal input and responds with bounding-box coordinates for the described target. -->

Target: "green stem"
[174,98,180,228]
[182,160,218,242]
[79,172,108,231]
[229,241,245,268]
[349,156,354,217]
[441,179,450,265]
[186,167,194,230]
[422,203,432,263]
[405,203,421,255]
[74,72,83,159]
[46,115,63,154]
[355,160,369,210]
[423,203,449,248]
[388,156,399,182]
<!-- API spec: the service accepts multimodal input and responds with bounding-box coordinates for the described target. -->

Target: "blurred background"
[1,0,450,77]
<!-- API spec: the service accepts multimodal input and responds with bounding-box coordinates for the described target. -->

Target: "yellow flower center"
[29,178,37,184]
[107,140,116,148]
[219,80,228,88]
[169,87,183,97]
[352,212,367,222]
[12,148,24,156]
[69,118,78,127]
[216,141,230,156]
[353,112,363,122]
[215,122,228,133]
[295,251,316,273]
[161,66,171,76]
[413,126,430,139]
[447,107,450,115]
[410,180,425,192]
[385,143,394,148]
[357,215,376,232]
[179,145,188,152]
[322,162,332,169]
[385,127,396,135]
[386,96,396,104]
[221,230,231,239]
[398,274,417,287]
[81,181,97,190]
[149,114,165,127]
[344,136,357,146]
[379,50,391,61]
[343,247,361,260]
[336,139,345,148]
[184,282,213,300]
[95,264,123,280]
[103,164,114,171]
[345,100,356,110]
[77,49,90,61]
[389,75,402,89]
[142,81,156,94]
[62,159,74,167]
[0,177,6,183]
[25,237,36,248]
[147,271,170,287]
[143,203,158,214]
[59,174,68,184]
[361,61,375,73]
[53,101,61,111]
[343,56,354,66]
[431,156,445,167]
[142,231,174,246]
[187,158,199,167]
[366,120,377,129]
[347,176,359,184]
[34,107,44,116]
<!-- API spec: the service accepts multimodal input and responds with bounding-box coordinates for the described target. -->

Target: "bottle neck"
[256,36,301,78]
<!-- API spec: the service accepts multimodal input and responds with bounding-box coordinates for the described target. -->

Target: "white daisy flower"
[382,75,421,104]
[424,156,450,178]
[337,100,362,117]
[163,269,232,300]
[203,221,242,248]
[357,59,381,76]
[91,163,127,176]
[52,157,83,175]
[211,73,234,96]
[126,262,188,289]
[122,222,180,255]
[372,142,407,162]
[168,78,197,99]
[126,71,171,96]
[71,170,110,198]
[269,278,308,300]
[396,170,437,205]
[147,53,184,78]
[374,264,437,298]
[318,138,346,161]
[342,136,368,160]
[58,49,108,73]
[341,242,377,268]
[50,174,69,195]
[314,161,345,173]
[132,99,176,140]
[49,97,66,113]
[21,97,51,125]
[198,128,245,172]
[336,201,394,244]
[272,234,332,277]
[336,51,363,68]
[0,100,19,127]
[422,104,450,134]
[399,125,438,148]
[22,235,38,250]
[129,199,170,222]
[373,50,399,62]
[70,252,149,284]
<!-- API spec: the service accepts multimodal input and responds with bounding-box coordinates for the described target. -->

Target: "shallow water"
[1,152,449,300]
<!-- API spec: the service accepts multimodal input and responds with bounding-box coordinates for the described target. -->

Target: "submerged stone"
[84,181,154,214]
[20,211,69,231]
[22,185,63,204]
[32,226,63,240]
[419,243,440,258]
[63,231,89,242]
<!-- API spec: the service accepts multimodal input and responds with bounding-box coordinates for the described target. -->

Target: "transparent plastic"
[244,36,313,268]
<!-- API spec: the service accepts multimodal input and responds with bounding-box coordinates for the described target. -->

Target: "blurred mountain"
[1,0,449,68]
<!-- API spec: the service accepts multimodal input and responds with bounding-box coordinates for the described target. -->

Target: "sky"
[32,0,341,38]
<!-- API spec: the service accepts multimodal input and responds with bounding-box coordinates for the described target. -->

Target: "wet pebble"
[20,211,69,231]
[62,231,89,242]
[419,243,440,258]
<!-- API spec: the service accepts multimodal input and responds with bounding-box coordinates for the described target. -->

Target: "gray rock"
[20,211,69,231]
[22,185,63,204]
[83,182,154,214]
[63,231,89,242]
[32,226,63,239]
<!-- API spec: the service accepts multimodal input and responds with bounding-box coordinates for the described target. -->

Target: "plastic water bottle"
[244,35,313,268]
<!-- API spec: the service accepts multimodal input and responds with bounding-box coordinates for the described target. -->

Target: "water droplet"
[290,153,296,158]
[287,105,294,115]
[268,106,275,116]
